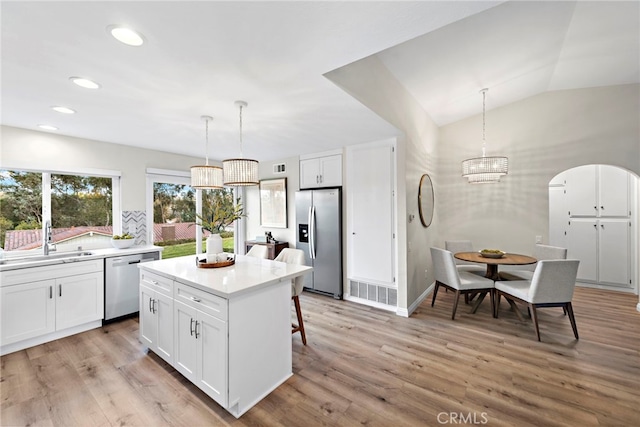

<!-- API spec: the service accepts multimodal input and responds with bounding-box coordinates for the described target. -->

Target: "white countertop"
[0,245,163,272]
[139,254,312,298]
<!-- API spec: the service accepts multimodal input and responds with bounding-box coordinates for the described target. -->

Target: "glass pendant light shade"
[191,115,223,189]
[223,101,259,186]
[462,88,508,184]
[191,164,224,188]
[222,158,259,186]
[462,156,508,184]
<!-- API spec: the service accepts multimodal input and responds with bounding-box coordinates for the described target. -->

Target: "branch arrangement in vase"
[196,191,245,234]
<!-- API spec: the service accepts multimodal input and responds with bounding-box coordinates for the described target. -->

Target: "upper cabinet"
[566,165,628,217]
[300,152,342,189]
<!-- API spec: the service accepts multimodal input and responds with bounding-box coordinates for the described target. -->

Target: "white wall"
[1,125,205,212]
[245,157,300,249]
[438,84,640,256]
[327,55,440,314]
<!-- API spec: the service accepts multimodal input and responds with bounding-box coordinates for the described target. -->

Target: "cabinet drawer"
[174,282,227,321]
[140,270,173,296]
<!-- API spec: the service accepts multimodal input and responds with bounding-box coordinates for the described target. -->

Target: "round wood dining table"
[454,252,537,281]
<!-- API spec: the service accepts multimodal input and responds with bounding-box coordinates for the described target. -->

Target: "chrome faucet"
[43,220,56,255]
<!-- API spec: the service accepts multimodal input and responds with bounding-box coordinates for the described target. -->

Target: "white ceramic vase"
[206,234,223,257]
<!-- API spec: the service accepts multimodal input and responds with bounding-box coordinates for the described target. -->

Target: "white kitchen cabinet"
[598,220,630,287]
[566,219,598,282]
[1,279,55,345]
[139,270,174,364]
[300,154,342,188]
[552,165,635,291]
[566,165,628,217]
[0,259,104,354]
[174,299,227,407]
[56,272,103,330]
[138,256,306,419]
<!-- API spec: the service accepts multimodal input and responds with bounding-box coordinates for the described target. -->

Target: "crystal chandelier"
[191,115,223,189]
[223,101,259,186]
[462,89,508,184]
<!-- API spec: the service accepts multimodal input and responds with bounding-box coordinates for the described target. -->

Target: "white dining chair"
[274,248,307,345]
[445,240,485,274]
[430,247,496,320]
[246,244,269,259]
[500,244,567,281]
[495,259,580,341]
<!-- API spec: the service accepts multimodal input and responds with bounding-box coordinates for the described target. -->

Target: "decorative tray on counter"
[196,257,235,269]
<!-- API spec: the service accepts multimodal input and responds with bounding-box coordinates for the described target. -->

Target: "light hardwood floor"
[2,286,639,426]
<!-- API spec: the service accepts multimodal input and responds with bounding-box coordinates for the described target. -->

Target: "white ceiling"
[2,1,638,162]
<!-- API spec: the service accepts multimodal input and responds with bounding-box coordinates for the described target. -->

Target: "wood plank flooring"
[2,286,639,426]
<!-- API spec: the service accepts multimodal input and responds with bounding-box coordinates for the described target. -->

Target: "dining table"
[454,252,537,319]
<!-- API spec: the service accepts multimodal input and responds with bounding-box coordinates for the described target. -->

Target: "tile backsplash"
[122,210,146,245]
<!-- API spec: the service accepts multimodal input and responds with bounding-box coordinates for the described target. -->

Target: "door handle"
[190,296,202,303]
[59,284,62,297]
[149,298,154,313]
[190,318,195,336]
[50,286,53,299]
[195,321,200,339]
[152,299,157,314]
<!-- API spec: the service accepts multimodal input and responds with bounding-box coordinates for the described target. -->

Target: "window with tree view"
[152,182,236,259]
[1,170,113,252]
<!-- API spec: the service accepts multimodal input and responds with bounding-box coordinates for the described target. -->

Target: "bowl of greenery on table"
[111,233,135,249]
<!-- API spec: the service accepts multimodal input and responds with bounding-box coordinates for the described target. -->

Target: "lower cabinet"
[1,262,104,353]
[140,284,174,363]
[174,300,227,407]
[1,279,56,345]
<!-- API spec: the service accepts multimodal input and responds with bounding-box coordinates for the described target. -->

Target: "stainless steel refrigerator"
[295,188,342,299]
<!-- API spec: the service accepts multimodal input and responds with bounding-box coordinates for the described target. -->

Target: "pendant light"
[191,115,223,189]
[223,101,259,186]
[461,88,508,184]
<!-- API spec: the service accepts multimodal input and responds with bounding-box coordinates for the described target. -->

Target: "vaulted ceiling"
[2,1,638,162]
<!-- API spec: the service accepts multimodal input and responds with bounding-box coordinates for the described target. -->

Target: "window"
[146,169,240,259]
[0,169,117,253]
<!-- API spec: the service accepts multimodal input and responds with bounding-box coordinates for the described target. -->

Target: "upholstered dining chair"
[274,248,307,345]
[430,247,496,320]
[246,244,269,259]
[444,240,485,274]
[500,244,567,281]
[495,259,580,341]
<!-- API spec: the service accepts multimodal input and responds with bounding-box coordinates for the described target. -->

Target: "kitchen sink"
[0,251,95,265]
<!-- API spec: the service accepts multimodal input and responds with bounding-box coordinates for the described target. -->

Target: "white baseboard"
[1,320,102,356]
[397,283,434,318]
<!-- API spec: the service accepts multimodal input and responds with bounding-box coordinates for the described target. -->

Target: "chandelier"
[191,115,223,189]
[461,88,508,184]
[223,101,259,186]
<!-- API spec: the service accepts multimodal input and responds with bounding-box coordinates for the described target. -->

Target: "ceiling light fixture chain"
[461,87,508,184]
[190,115,223,189]
[222,100,258,186]
[204,115,211,165]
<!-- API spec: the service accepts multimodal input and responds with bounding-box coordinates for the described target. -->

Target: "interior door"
[347,142,394,285]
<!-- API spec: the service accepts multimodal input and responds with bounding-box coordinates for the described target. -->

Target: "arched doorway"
[549,164,638,295]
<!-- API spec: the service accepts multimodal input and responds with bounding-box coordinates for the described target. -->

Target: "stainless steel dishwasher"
[104,251,160,321]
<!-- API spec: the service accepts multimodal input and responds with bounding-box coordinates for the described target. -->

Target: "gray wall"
[438,84,640,255]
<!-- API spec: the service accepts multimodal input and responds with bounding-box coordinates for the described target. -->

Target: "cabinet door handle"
[190,296,201,303]
[59,284,62,297]
[152,299,157,314]
[316,175,319,184]
[601,224,604,229]
[190,318,195,336]
[601,206,604,210]
[149,298,153,313]
[320,174,323,183]
[594,206,597,210]
[195,321,200,339]
[50,286,53,299]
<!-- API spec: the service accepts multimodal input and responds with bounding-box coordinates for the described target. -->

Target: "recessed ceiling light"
[38,124,58,131]
[51,106,76,114]
[107,25,144,46]
[69,77,100,89]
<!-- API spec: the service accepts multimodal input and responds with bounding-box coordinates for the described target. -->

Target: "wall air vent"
[273,163,286,174]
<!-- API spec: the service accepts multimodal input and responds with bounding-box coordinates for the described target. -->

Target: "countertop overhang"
[139,254,312,298]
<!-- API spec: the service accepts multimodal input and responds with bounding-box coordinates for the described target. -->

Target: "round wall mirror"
[418,174,434,227]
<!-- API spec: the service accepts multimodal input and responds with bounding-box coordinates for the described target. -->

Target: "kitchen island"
[138,254,311,418]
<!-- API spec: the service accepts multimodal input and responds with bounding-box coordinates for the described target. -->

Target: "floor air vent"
[349,280,397,307]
